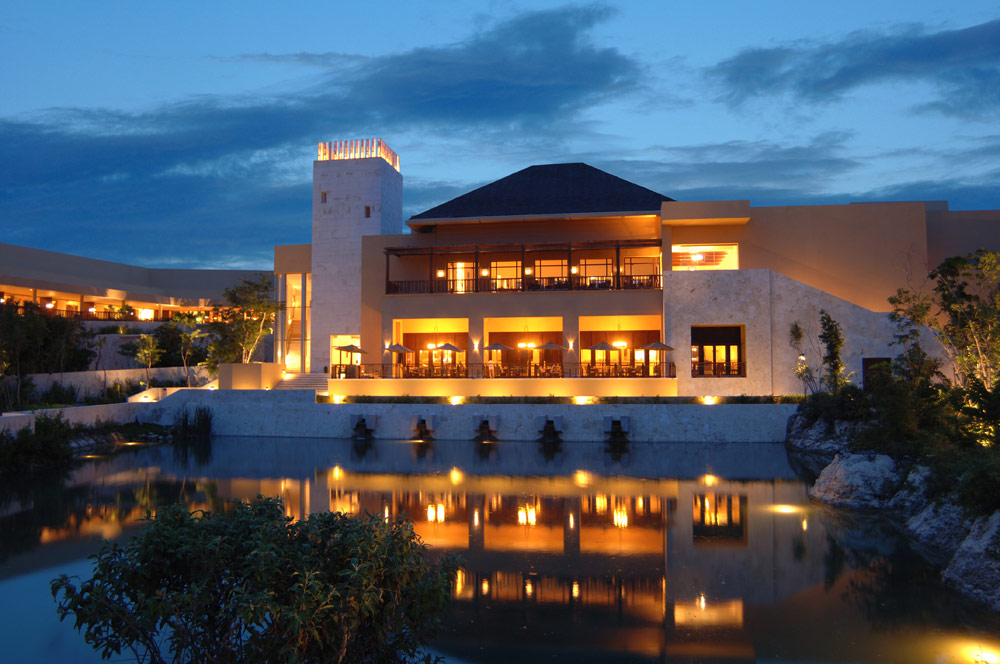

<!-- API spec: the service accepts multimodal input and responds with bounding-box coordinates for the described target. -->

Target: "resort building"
[0,242,264,322]
[275,138,1000,398]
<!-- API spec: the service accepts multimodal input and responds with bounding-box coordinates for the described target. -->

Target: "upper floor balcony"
[383,239,663,296]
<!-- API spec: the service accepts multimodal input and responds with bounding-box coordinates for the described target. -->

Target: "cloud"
[708,19,1000,118]
[0,5,638,267]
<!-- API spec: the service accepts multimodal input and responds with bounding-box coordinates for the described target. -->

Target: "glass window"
[672,244,739,271]
[490,261,521,291]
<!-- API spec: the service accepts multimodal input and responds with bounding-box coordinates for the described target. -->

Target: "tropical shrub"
[52,497,458,664]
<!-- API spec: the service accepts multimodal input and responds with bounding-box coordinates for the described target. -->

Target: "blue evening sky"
[2,1,998,268]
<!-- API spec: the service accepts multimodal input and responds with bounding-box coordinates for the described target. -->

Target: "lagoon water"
[1,436,999,663]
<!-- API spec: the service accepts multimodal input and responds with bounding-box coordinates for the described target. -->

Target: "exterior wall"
[311,157,402,373]
[1,402,149,433]
[218,362,284,390]
[926,208,1000,267]
[665,269,900,396]
[328,377,677,398]
[664,201,931,312]
[141,388,796,442]
[274,244,311,274]
[27,366,211,397]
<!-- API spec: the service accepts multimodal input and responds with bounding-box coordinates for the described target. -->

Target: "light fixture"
[481,268,489,276]
[570,266,578,274]
[691,253,705,262]
[436,270,445,278]
[88,307,96,313]
[449,395,463,406]
[612,341,628,348]
[524,267,533,275]
[45,302,54,309]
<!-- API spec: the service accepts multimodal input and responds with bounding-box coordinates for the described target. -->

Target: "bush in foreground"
[52,497,458,664]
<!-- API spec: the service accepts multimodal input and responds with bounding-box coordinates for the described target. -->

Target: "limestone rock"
[808,452,900,509]
[907,500,970,559]
[786,412,865,457]
[886,466,931,514]
[943,511,1000,611]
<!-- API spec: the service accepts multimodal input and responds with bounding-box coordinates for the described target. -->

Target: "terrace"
[384,239,662,295]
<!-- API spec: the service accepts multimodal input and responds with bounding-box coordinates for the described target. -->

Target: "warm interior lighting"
[612,341,628,348]
[427,343,437,349]
[691,253,704,262]
[700,395,720,405]
[450,467,464,484]
[517,342,526,348]
[672,244,739,271]
[449,395,464,406]
[137,309,154,321]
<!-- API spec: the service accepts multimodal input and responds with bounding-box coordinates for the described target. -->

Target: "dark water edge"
[0,437,998,664]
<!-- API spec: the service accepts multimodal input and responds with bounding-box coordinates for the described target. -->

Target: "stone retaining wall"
[141,389,796,442]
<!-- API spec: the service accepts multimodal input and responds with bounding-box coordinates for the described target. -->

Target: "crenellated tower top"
[317,138,399,172]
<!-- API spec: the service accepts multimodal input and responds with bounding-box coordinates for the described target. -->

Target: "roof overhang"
[406,210,661,231]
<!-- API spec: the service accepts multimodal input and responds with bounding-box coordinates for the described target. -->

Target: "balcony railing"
[386,274,662,295]
[0,305,185,323]
[691,361,746,377]
[332,362,677,379]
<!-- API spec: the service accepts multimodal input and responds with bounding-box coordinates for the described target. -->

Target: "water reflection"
[1,438,999,663]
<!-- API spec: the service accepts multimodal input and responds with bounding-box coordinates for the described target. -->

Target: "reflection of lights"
[802,518,808,531]
[454,568,465,597]
[332,466,343,481]
[450,467,463,484]
[525,580,534,597]
[332,395,345,404]
[574,470,590,487]
[473,509,480,528]
[637,496,644,511]
[383,506,390,521]
[518,508,526,525]
[700,395,719,405]
[437,504,445,522]
[572,581,580,598]
[427,505,435,522]
[481,579,489,595]
[449,395,463,406]
[699,593,707,610]
[595,494,607,514]
[769,504,803,514]
[701,474,719,486]
[613,506,628,528]
[568,513,575,529]
[573,396,594,405]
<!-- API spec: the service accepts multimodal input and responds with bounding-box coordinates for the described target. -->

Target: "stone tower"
[310,139,402,373]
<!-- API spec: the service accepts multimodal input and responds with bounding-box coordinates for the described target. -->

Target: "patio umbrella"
[334,344,367,354]
[386,343,413,353]
[535,342,566,350]
[640,341,675,351]
[587,341,616,351]
[436,342,463,352]
[482,342,513,351]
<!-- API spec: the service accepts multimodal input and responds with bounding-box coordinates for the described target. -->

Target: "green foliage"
[0,413,75,472]
[120,334,163,387]
[52,497,458,664]
[82,380,145,405]
[788,320,818,394]
[205,276,283,372]
[0,300,95,410]
[818,310,851,393]
[174,406,213,443]
[39,382,78,406]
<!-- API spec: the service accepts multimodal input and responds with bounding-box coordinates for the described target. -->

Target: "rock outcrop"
[943,512,1000,611]
[808,453,900,509]
[786,413,866,457]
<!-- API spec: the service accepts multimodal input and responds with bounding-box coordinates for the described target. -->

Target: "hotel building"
[273,139,1000,398]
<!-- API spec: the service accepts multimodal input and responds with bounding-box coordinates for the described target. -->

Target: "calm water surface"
[1,436,998,663]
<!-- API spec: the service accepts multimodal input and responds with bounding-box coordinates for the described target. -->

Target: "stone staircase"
[273,372,330,395]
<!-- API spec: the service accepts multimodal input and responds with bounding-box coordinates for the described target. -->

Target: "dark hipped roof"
[410,163,674,221]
